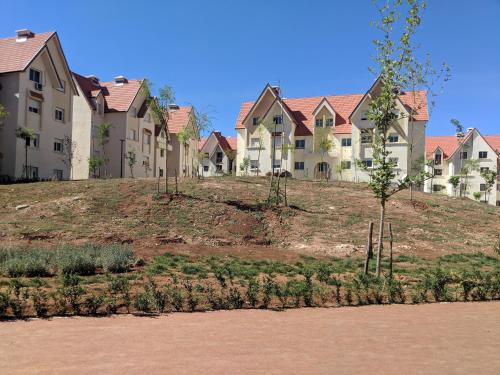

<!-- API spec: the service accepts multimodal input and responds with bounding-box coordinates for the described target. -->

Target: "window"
[24,166,38,179]
[273,115,283,125]
[131,107,137,117]
[216,152,223,164]
[434,169,443,176]
[250,138,260,148]
[434,153,442,165]
[388,134,399,143]
[97,102,104,115]
[317,162,329,172]
[272,134,282,148]
[315,118,323,127]
[362,159,373,168]
[57,80,66,93]
[295,139,305,149]
[360,110,369,121]
[341,138,351,147]
[480,184,486,192]
[460,151,468,159]
[129,129,137,141]
[203,165,209,172]
[29,68,41,83]
[143,156,150,166]
[26,134,40,148]
[250,160,259,170]
[145,113,151,123]
[360,129,373,144]
[159,169,164,177]
[144,133,151,145]
[479,151,488,159]
[55,108,64,122]
[252,117,259,126]
[53,139,63,153]
[294,161,304,170]
[160,149,165,157]
[28,100,40,114]
[273,161,281,170]
[480,167,489,173]
[53,169,63,180]
[433,184,444,192]
[341,161,351,169]
[326,118,334,127]
[389,157,399,167]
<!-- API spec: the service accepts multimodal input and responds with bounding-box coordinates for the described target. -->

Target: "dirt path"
[1,302,499,375]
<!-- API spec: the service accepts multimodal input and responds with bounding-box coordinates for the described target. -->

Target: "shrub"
[275,282,289,309]
[59,274,85,314]
[9,278,28,319]
[228,287,244,309]
[57,247,97,276]
[316,263,333,284]
[134,292,156,314]
[428,268,452,302]
[314,284,329,306]
[246,278,260,308]
[183,281,199,312]
[386,277,406,304]
[108,276,131,312]
[85,293,106,315]
[100,245,134,273]
[0,290,10,318]
[287,279,305,308]
[458,271,476,301]
[1,248,53,277]
[328,275,342,305]
[30,278,48,317]
[262,276,276,308]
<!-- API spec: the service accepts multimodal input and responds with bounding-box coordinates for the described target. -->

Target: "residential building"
[72,74,162,179]
[164,105,198,177]
[235,80,428,182]
[199,131,237,176]
[424,128,500,206]
[0,29,77,181]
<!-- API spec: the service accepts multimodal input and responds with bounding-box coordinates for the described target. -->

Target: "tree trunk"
[284,173,288,207]
[363,221,374,275]
[388,222,393,279]
[175,169,178,195]
[24,144,28,179]
[376,201,385,277]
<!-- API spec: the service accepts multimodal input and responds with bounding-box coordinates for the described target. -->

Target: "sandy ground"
[1,302,499,375]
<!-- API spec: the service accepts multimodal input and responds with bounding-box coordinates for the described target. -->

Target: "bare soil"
[1,302,499,374]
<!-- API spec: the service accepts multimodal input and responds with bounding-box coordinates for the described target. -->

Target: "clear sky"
[2,0,499,136]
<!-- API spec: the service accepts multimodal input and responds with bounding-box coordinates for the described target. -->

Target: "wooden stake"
[175,169,178,195]
[363,221,374,275]
[389,222,394,279]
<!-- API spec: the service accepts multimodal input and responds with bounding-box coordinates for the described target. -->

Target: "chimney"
[16,29,34,42]
[114,75,128,85]
[466,127,474,133]
[271,85,281,96]
[168,104,180,111]
[86,75,100,85]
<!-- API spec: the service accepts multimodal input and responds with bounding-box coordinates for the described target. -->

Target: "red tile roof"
[485,135,500,155]
[226,136,237,151]
[198,137,207,151]
[213,131,233,153]
[73,73,100,109]
[0,31,54,73]
[99,79,143,112]
[235,90,428,136]
[166,106,193,134]
[425,132,500,160]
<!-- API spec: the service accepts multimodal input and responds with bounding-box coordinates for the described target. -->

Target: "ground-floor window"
[341,161,351,169]
[433,184,445,192]
[159,169,164,177]
[23,165,39,179]
[53,169,63,180]
[434,169,442,176]
[294,161,304,170]
[203,165,209,172]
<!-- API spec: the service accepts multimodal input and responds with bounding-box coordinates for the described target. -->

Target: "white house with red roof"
[0,29,77,181]
[72,74,163,179]
[199,131,237,176]
[424,128,500,206]
[235,80,428,182]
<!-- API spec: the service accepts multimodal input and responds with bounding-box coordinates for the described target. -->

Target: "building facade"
[199,131,236,176]
[424,129,500,206]
[0,29,77,181]
[235,81,428,182]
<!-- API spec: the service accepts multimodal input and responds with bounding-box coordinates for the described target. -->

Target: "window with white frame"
[480,167,489,173]
[145,113,151,123]
[129,129,137,141]
[326,118,334,127]
[57,80,66,93]
[159,168,164,177]
[272,134,282,148]
[273,115,282,125]
[294,161,304,170]
[480,184,486,192]
[360,110,369,121]
[144,133,151,145]
[53,169,63,180]
[250,160,259,170]
[362,159,373,168]
[160,149,165,157]
[434,152,442,165]
[479,151,488,159]
[53,139,63,153]
[460,151,468,159]
[273,161,281,170]
[341,160,351,169]
[29,68,42,84]
[28,100,40,114]
[434,169,443,176]
[341,138,351,147]
[252,117,259,126]
[26,134,40,148]
[388,134,399,143]
[315,118,323,127]
[360,129,373,144]
[295,139,305,149]
[250,137,260,148]
[55,108,64,122]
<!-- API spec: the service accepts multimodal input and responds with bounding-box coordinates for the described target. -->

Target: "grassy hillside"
[0,176,498,259]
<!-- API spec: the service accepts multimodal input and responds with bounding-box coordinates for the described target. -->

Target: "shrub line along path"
[1,302,499,375]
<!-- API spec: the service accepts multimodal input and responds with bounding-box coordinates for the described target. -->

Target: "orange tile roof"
[100,79,143,112]
[426,132,500,160]
[0,31,54,73]
[198,137,207,151]
[226,136,237,151]
[235,90,427,136]
[166,106,193,134]
[485,135,500,155]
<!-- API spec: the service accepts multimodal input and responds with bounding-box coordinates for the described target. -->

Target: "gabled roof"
[166,106,193,134]
[226,136,237,151]
[73,73,101,109]
[200,131,237,157]
[99,79,143,112]
[485,135,500,155]
[425,130,500,160]
[0,31,55,73]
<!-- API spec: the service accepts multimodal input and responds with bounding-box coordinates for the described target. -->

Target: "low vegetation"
[0,245,498,319]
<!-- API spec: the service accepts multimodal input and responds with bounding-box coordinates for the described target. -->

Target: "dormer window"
[273,115,283,125]
[29,68,42,84]
[434,152,442,165]
[252,117,259,126]
[361,110,369,121]
[315,118,323,127]
[388,134,399,143]
[326,118,334,127]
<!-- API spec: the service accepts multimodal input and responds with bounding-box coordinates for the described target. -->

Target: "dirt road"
[1,302,499,375]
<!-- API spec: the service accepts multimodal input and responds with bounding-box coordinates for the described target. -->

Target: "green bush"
[100,245,134,273]
[246,278,260,308]
[85,293,106,315]
[0,290,10,318]
[56,247,97,276]
[1,248,53,277]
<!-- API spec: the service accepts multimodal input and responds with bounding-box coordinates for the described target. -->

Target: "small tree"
[239,156,250,176]
[59,135,78,180]
[255,122,266,176]
[335,163,344,184]
[88,155,103,178]
[0,104,8,123]
[126,150,137,178]
[480,169,497,203]
[15,127,36,179]
[317,137,333,181]
[473,192,481,201]
[448,176,460,197]
[96,122,111,177]
[460,158,480,197]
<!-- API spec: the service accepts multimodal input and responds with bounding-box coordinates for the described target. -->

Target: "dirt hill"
[0,177,499,260]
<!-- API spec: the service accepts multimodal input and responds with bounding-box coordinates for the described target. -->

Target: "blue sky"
[2,0,499,136]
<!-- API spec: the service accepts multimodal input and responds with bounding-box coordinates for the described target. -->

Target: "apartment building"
[72,74,162,179]
[165,105,199,177]
[424,129,500,206]
[199,131,236,176]
[0,29,77,181]
[235,80,428,182]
